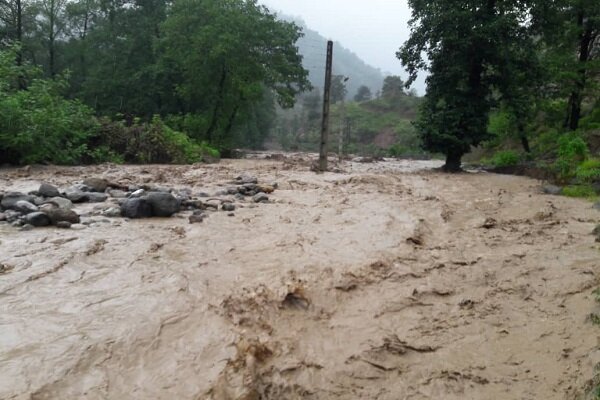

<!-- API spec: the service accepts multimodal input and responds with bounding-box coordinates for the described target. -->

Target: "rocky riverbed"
[1,155,599,399]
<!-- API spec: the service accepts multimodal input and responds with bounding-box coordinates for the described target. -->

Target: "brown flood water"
[0,156,599,399]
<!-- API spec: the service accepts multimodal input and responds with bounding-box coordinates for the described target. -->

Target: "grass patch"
[561,185,598,199]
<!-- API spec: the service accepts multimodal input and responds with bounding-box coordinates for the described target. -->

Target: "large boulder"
[144,192,180,217]
[38,183,61,198]
[45,208,81,224]
[25,212,51,227]
[64,186,89,203]
[1,192,36,210]
[83,178,109,193]
[542,184,562,195]
[121,198,153,219]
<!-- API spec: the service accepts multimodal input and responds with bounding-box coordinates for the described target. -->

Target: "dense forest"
[399,0,599,186]
[0,0,310,164]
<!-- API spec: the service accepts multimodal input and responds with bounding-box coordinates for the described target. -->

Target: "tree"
[354,85,372,102]
[399,0,537,171]
[330,75,348,104]
[381,75,405,99]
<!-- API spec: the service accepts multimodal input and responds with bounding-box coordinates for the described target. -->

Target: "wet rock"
[85,192,109,203]
[38,183,61,198]
[0,212,5,221]
[482,218,497,229]
[145,192,180,217]
[44,197,73,210]
[83,177,109,192]
[253,192,269,203]
[222,203,236,212]
[3,210,22,223]
[102,207,122,218]
[70,224,87,230]
[183,199,206,210]
[234,193,245,201]
[205,199,220,210]
[20,224,34,231]
[1,192,36,210]
[214,189,228,196]
[130,189,145,198]
[25,212,51,227]
[56,221,72,229]
[32,196,47,206]
[594,225,600,242]
[189,214,205,224]
[197,192,210,198]
[11,220,24,228]
[257,184,275,194]
[236,174,258,184]
[108,189,128,198]
[45,208,81,224]
[227,212,235,217]
[14,200,39,214]
[121,198,153,219]
[64,186,88,203]
[226,187,239,195]
[543,184,562,195]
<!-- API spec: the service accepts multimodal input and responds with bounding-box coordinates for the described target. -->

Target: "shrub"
[553,133,589,182]
[561,185,597,198]
[575,159,600,183]
[490,150,521,168]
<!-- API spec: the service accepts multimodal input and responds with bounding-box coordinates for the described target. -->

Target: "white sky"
[258,0,427,94]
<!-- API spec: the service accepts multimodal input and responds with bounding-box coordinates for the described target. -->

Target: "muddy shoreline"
[1,157,599,399]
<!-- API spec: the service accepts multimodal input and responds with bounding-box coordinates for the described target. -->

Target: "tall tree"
[381,75,405,99]
[354,85,372,102]
[399,0,537,171]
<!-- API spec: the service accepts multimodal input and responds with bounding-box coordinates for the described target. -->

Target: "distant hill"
[282,18,385,100]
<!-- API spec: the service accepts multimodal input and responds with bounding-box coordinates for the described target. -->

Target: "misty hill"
[284,18,385,100]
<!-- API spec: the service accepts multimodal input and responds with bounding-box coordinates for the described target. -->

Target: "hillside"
[284,18,385,100]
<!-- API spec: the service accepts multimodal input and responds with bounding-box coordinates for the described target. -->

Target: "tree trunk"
[565,10,593,131]
[518,123,531,153]
[443,151,463,172]
[205,64,227,143]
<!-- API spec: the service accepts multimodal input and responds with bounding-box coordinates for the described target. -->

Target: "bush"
[553,133,589,182]
[575,159,600,183]
[490,150,521,167]
[561,185,597,198]
[92,116,219,164]
[0,51,99,165]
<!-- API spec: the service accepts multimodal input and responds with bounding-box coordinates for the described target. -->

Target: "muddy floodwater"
[1,156,599,399]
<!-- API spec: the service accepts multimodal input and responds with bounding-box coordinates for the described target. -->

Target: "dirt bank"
[1,156,599,399]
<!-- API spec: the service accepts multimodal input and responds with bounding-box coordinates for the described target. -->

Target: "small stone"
[56,221,72,229]
[11,220,24,228]
[257,184,275,194]
[85,192,109,203]
[4,210,22,223]
[144,192,180,217]
[70,224,87,231]
[109,190,128,198]
[227,213,235,217]
[205,199,220,210]
[24,212,51,227]
[234,193,245,200]
[236,174,258,184]
[38,183,61,198]
[214,190,228,196]
[64,187,88,203]
[542,184,562,195]
[14,200,39,214]
[189,214,205,224]
[130,189,145,198]
[197,192,211,198]
[83,178,109,192]
[121,198,153,219]
[102,207,122,218]
[0,213,5,221]
[20,224,35,231]
[222,203,236,212]
[44,197,73,210]
[226,187,239,195]
[253,192,269,203]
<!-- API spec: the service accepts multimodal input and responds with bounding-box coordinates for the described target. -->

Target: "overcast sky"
[258,0,426,93]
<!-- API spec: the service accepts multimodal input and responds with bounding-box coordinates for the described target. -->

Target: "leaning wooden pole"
[319,40,333,172]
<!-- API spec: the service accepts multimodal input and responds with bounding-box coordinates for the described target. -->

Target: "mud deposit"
[1,156,599,399]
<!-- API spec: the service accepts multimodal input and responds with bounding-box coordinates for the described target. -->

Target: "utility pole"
[319,40,333,172]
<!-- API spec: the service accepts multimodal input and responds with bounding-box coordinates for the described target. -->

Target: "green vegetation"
[399,0,599,173]
[0,0,309,165]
